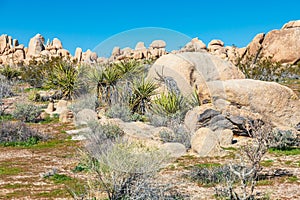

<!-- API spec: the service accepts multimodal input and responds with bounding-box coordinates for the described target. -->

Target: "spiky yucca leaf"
[45,63,82,100]
[130,78,157,114]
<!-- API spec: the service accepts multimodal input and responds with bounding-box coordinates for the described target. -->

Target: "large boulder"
[243,33,265,61]
[206,79,300,127]
[0,34,8,54]
[282,20,300,29]
[184,104,215,133]
[52,38,63,49]
[191,128,224,157]
[184,103,260,136]
[261,25,300,64]
[111,46,121,57]
[135,41,147,51]
[147,52,245,97]
[150,40,166,49]
[27,33,45,57]
[180,37,206,52]
[74,47,82,62]
[13,49,25,63]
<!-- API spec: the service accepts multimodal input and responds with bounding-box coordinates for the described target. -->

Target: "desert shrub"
[89,64,122,106]
[68,94,98,114]
[27,90,41,102]
[113,59,144,81]
[0,75,13,116]
[216,120,273,199]
[0,121,46,146]
[20,58,51,87]
[269,129,300,150]
[146,112,169,127]
[83,139,174,200]
[12,103,42,122]
[85,121,124,142]
[238,54,300,82]
[187,120,273,199]
[0,65,20,81]
[20,56,76,88]
[105,103,132,122]
[190,164,239,186]
[44,62,87,100]
[75,118,183,200]
[159,122,191,148]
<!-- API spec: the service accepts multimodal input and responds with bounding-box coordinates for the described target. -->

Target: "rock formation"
[109,40,167,62]
[0,33,99,65]
[147,52,245,96]
[240,20,300,64]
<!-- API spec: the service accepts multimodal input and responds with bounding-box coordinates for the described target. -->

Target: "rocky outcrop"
[0,33,99,65]
[27,33,45,57]
[110,40,167,61]
[240,20,300,64]
[261,27,300,64]
[178,37,206,52]
[147,52,245,97]
[205,79,300,127]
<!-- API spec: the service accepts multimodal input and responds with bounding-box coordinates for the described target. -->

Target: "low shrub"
[0,65,20,81]
[0,121,46,146]
[68,94,98,114]
[190,164,238,186]
[105,103,132,122]
[269,129,300,150]
[0,75,13,116]
[85,121,124,142]
[159,123,191,148]
[12,103,42,122]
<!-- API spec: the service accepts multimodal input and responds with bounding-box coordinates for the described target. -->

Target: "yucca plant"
[89,64,122,106]
[129,77,157,115]
[0,65,20,81]
[114,59,143,80]
[152,91,190,119]
[45,62,82,100]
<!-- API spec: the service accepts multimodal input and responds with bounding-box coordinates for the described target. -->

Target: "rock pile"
[176,20,300,65]
[0,33,100,65]
[147,50,300,156]
[0,33,169,65]
[109,40,167,61]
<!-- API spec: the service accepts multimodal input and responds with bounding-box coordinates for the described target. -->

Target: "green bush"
[129,77,157,115]
[45,62,87,100]
[0,121,46,146]
[269,129,300,150]
[0,65,20,81]
[151,92,190,120]
[237,55,300,82]
[20,58,51,87]
[12,103,42,122]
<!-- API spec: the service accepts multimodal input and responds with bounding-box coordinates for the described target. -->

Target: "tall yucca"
[45,62,82,100]
[130,77,157,115]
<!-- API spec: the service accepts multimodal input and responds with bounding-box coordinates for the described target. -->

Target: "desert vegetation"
[0,36,300,200]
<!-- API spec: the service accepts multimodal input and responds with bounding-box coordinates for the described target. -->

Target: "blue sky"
[1,0,300,56]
